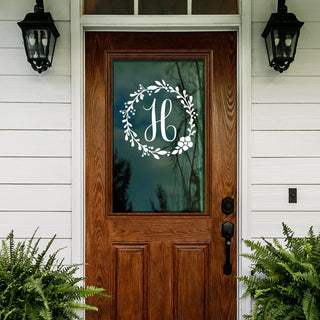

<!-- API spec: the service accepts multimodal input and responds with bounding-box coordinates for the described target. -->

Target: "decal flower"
[120,80,198,160]
[172,136,194,155]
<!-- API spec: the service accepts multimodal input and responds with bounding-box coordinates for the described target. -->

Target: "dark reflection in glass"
[139,0,187,15]
[113,151,133,212]
[84,0,134,15]
[192,0,238,14]
[113,60,205,213]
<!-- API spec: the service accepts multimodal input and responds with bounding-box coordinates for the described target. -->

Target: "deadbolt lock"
[222,197,234,215]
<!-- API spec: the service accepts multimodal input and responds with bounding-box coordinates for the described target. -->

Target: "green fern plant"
[0,230,110,320]
[239,223,320,320]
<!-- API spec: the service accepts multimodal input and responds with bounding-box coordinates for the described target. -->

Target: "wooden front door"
[85,32,237,320]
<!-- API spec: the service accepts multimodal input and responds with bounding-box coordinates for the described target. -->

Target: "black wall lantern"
[261,0,304,73]
[18,0,60,73]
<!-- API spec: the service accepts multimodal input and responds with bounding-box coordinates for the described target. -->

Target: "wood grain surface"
[86,32,237,320]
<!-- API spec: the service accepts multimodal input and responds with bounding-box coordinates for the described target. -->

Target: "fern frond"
[0,230,110,320]
[68,302,98,311]
[75,286,111,299]
[282,223,295,249]
[33,235,56,271]
[239,224,320,320]
[302,289,320,320]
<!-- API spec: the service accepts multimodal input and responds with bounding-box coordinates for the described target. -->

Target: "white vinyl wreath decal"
[120,80,198,160]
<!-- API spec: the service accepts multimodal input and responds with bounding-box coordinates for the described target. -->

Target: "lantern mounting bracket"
[278,0,287,14]
[34,0,44,13]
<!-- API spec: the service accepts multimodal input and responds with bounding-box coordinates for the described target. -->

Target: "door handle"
[222,221,234,275]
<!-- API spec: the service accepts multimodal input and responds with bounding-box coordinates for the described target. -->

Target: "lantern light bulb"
[42,38,48,46]
[275,37,280,46]
[28,34,36,46]
[285,35,292,47]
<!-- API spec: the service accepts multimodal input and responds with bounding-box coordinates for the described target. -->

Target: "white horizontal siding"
[0,131,71,156]
[0,185,71,211]
[0,0,70,21]
[252,49,320,77]
[252,185,320,211]
[252,104,320,130]
[0,49,70,76]
[252,77,320,104]
[0,212,71,238]
[252,158,320,185]
[0,103,71,130]
[251,0,320,241]
[0,158,71,183]
[251,212,320,238]
[252,131,320,157]
[0,76,71,103]
[0,0,72,266]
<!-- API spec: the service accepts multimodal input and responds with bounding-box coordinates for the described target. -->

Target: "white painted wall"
[0,0,71,263]
[252,0,320,238]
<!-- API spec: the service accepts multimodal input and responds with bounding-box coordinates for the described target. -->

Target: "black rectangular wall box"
[289,188,297,203]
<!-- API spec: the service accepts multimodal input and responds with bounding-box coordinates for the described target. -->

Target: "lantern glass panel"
[24,29,50,60]
[265,31,274,64]
[24,29,39,60]
[40,29,49,59]
[274,27,298,60]
[48,32,56,64]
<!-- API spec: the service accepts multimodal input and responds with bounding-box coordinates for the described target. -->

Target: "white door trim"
[81,14,241,30]
[71,1,252,318]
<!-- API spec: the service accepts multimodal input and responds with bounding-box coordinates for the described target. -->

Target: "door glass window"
[139,0,187,15]
[84,0,134,14]
[84,0,238,15]
[193,0,238,14]
[113,60,205,213]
